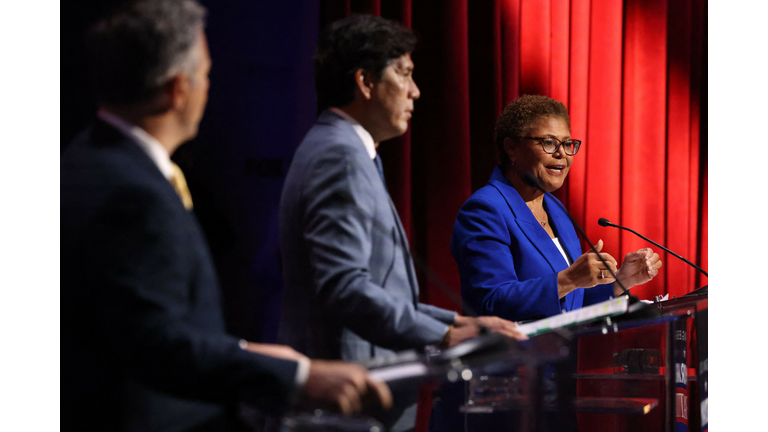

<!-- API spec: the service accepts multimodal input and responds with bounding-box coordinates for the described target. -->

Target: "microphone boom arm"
[601,221,708,277]
[550,198,630,296]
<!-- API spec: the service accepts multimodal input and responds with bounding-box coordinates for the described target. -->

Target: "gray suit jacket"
[278,110,456,364]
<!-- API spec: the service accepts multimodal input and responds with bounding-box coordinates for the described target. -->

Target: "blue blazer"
[61,120,299,431]
[451,166,614,322]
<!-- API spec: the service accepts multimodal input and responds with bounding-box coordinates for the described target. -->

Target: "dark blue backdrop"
[179,0,320,342]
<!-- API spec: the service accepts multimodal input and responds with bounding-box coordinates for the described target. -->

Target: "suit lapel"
[488,168,569,275]
[544,194,583,311]
[545,195,581,266]
[91,119,189,211]
[386,192,419,306]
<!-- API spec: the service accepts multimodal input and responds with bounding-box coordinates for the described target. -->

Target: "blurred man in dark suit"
[61,2,390,431]
[278,15,524,431]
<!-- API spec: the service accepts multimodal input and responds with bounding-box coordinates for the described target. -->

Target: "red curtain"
[320,0,707,429]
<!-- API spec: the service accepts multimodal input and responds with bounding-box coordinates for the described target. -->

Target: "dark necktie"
[373,154,387,191]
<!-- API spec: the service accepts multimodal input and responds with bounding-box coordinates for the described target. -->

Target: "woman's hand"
[557,239,618,298]
[614,248,663,295]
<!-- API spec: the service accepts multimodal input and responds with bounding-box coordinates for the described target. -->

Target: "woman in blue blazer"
[452,95,663,323]
[429,95,664,432]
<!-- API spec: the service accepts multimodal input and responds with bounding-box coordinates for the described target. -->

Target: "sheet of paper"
[515,296,630,336]
[369,362,429,382]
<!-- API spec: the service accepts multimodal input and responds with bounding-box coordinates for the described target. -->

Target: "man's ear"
[503,137,517,164]
[166,73,189,110]
[353,68,374,100]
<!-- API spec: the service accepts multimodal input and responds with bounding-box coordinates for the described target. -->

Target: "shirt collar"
[329,107,377,160]
[97,109,175,180]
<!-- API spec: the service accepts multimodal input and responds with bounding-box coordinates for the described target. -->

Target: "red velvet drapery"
[320,0,707,429]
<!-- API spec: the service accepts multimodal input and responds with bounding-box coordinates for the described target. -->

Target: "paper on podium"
[515,296,630,337]
[368,362,429,382]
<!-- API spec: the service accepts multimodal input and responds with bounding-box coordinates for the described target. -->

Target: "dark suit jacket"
[278,111,456,431]
[61,120,299,432]
[451,166,614,322]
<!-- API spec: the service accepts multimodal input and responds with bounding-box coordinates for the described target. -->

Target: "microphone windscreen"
[522,172,541,190]
[598,218,611,227]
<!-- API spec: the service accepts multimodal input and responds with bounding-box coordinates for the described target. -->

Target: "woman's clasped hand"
[558,239,663,298]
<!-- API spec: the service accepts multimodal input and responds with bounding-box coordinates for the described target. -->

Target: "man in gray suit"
[279,15,523,431]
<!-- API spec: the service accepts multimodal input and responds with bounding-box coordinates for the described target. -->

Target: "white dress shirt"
[552,237,573,266]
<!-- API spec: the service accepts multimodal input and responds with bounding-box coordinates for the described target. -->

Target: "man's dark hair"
[495,94,571,171]
[314,14,416,111]
[85,0,206,107]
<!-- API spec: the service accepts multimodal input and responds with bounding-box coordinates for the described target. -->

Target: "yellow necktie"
[168,162,194,210]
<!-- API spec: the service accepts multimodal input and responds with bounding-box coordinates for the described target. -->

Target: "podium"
[278,329,576,432]
[574,290,708,432]
[277,291,708,432]
[449,291,708,432]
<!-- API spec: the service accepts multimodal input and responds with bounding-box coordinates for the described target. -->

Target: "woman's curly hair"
[495,95,570,171]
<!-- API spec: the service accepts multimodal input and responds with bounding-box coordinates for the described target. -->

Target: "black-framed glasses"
[519,136,582,155]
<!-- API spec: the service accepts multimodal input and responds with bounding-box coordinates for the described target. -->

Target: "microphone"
[522,172,630,297]
[598,218,708,277]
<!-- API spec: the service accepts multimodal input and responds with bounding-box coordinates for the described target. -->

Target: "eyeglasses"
[519,136,582,155]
